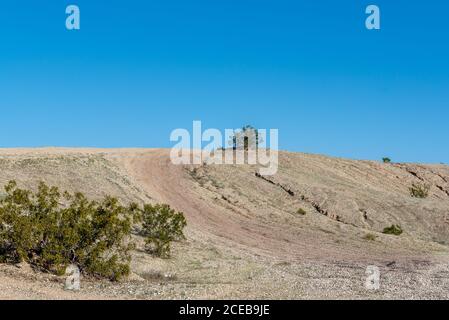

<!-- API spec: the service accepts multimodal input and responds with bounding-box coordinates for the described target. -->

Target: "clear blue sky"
[0,0,448,163]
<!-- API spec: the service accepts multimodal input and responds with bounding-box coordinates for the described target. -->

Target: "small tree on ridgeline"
[228,125,262,151]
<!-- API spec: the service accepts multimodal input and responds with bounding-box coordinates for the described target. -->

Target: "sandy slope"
[0,148,448,299]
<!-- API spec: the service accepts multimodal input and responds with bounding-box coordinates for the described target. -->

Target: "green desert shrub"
[382,157,391,163]
[140,204,186,258]
[409,183,430,198]
[382,224,403,236]
[0,181,186,280]
[296,208,307,216]
[0,181,187,279]
[0,181,137,280]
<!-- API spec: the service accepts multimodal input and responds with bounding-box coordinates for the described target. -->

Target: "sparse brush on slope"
[140,204,186,258]
[409,183,430,198]
[382,224,403,236]
[0,180,186,281]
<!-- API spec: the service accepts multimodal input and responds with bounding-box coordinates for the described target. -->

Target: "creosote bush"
[409,183,430,198]
[140,204,186,258]
[296,208,307,216]
[382,224,403,236]
[382,157,391,164]
[0,181,186,280]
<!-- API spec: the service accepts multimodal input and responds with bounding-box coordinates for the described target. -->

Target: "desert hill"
[0,148,448,299]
